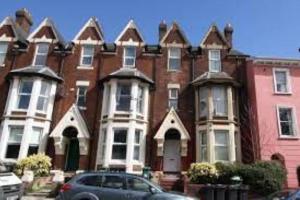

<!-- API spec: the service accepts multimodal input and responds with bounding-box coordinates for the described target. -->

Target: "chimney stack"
[159,20,167,42]
[224,23,233,48]
[15,8,33,33]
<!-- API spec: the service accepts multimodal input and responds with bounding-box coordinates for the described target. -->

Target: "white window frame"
[199,131,207,162]
[5,126,24,159]
[133,129,142,161]
[76,85,88,110]
[276,105,298,138]
[111,128,128,161]
[136,86,144,114]
[212,86,228,116]
[33,43,49,66]
[100,128,107,161]
[209,49,221,72]
[28,127,43,156]
[123,46,136,68]
[80,45,94,67]
[168,88,179,109]
[36,81,51,112]
[116,83,132,112]
[273,68,292,94]
[214,130,229,162]
[16,79,33,110]
[168,47,181,71]
[199,87,208,118]
[0,42,8,66]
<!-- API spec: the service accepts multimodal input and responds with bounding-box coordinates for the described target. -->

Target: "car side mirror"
[149,186,157,194]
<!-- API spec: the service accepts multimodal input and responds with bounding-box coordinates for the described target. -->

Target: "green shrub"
[215,162,239,184]
[14,153,52,177]
[187,163,217,184]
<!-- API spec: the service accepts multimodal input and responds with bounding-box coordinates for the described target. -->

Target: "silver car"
[56,172,197,200]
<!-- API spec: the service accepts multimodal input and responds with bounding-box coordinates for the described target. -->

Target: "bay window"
[123,46,136,68]
[6,126,24,159]
[168,48,181,70]
[136,86,144,114]
[209,50,221,72]
[17,80,33,109]
[212,86,227,116]
[112,129,127,160]
[80,45,94,66]
[199,131,207,162]
[199,87,208,117]
[133,130,142,161]
[100,129,107,160]
[116,83,131,111]
[0,42,8,66]
[28,127,42,156]
[214,130,229,161]
[33,43,49,66]
[36,81,51,112]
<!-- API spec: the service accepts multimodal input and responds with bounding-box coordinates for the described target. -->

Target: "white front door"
[163,140,181,172]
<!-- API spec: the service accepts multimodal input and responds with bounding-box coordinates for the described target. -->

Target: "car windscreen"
[0,163,9,173]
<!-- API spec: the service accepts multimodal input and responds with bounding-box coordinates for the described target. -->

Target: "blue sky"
[1,0,300,58]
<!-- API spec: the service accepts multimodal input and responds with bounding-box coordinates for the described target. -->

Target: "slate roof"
[8,65,63,82]
[192,71,239,86]
[99,68,154,85]
[228,49,249,57]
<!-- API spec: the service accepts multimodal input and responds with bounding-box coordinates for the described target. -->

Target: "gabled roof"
[50,104,90,139]
[192,71,239,86]
[160,22,190,46]
[28,18,65,44]
[73,17,104,43]
[99,67,154,85]
[115,20,145,45]
[8,65,63,82]
[200,24,229,48]
[0,16,28,44]
[227,49,249,57]
[154,107,190,140]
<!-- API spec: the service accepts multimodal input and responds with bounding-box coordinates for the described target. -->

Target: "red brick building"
[0,9,251,180]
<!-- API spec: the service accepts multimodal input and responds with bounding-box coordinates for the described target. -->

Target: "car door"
[125,176,152,200]
[73,174,103,198]
[99,174,127,200]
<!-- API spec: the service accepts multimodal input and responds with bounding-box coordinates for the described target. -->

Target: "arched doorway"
[63,127,80,171]
[163,129,181,172]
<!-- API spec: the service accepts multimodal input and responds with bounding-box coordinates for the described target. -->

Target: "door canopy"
[50,104,90,155]
[154,108,190,157]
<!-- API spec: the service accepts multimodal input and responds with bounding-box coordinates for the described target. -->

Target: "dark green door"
[65,138,79,171]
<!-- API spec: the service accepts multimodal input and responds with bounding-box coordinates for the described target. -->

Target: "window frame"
[80,45,95,67]
[168,47,181,71]
[133,129,142,161]
[28,127,43,156]
[199,87,208,118]
[33,43,49,66]
[273,68,292,94]
[111,128,128,160]
[116,83,132,112]
[16,79,34,110]
[0,42,8,66]
[199,131,208,162]
[5,126,24,159]
[136,85,144,114]
[100,128,107,161]
[168,88,179,109]
[214,130,229,162]
[276,105,298,138]
[76,85,88,110]
[208,49,221,72]
[36,81,51,112]
[123,46,136,68]
[212,86,228,117]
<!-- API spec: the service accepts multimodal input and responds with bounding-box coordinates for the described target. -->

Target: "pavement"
[22,196,54,200]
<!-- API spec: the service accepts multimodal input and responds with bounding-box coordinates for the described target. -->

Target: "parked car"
[0,161,23,200]
[56,172,197,200]
[266,189,300,200]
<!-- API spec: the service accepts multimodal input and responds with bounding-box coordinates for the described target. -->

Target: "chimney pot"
[15,8,33,33]
[159,20,167,42]
[224,23,233,48]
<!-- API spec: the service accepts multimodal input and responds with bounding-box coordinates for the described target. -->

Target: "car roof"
[74,171,143,179]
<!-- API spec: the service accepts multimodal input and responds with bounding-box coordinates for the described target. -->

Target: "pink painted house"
[247,57,300,188]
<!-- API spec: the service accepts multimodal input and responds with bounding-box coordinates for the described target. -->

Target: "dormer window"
[209,50,221,72]
[80,45,94,66]
[123,46,136,68]
[0,42,8,66]
[17,80,33,109]
[168,48,181,71]
[33,43,49,66]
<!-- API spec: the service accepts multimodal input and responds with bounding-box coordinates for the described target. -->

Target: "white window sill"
[36,110,47,115]
[122,66,136,69]
[77,66,94,70]
[274,92,292,95]
[2,158,17,163]
[78,106,87,110]
[167,69,181,72]
[0,64,5,67]
[12,109,28,113]
[278,135,299,140]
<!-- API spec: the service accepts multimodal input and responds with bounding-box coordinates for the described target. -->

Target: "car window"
[269,190,296,200]
[77,175,102,187]
[102,175,124,189]
[126,177,150,192]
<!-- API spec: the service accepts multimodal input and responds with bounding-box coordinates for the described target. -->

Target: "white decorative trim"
[0,17,21,41]
[77,66,94,70]
[200,24,229,48]
[276,105,298,138]
[167,83,180,89]
[273,68,292,94]
[114,20,145,45]
[49,104,90,155]
[76,80,90,86]
[159,23,190,46]
[73,17,104,44]
[0,34,15,42]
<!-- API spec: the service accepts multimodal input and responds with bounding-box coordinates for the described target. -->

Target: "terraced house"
[2,8,298,188]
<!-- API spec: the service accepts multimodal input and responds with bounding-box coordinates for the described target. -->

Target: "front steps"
[159,173,184,192]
